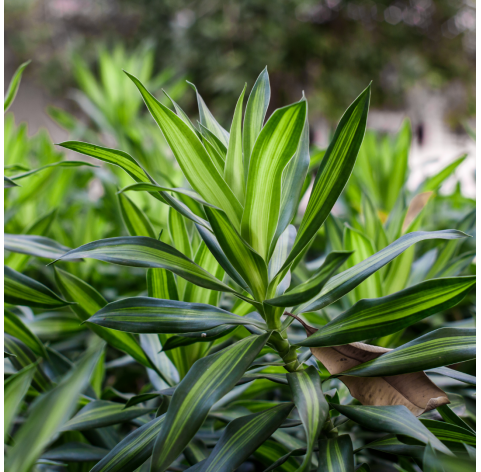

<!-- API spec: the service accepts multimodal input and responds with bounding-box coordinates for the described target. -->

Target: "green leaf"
[224,84,246,204]
[296,230,469,314]
[274,97,310,243]
[58,140,211,230]
[437,403,476,434]
[87,297,267,333]
[61,400,154,431]
[199,404,294,472]
[4,176,20,188]
[287,366,329,472]
[151,333,270,472]
[341,328,475,377]
[54,267,159,373]
[5,234,71,259]
[4,60,30,112]
[51,236,244,296]
[241,100,307,260]
[280,84,371,273]
[163,89,199,135]
[125,72,243,228]
[428,367,475,386]
[4,363,37,437]
[243,67,271,178]
[5,265,73,309]
[199,123,228,158]
[188,81,230,147]
[331,404,452,455]
[434,251,475,278]
[266,251,352,307]
[9,160,97,181]
[118,192,156,239]
[5,344,103,472]
[360,436,424,460]
[420,155,467,192]
[4,334,52,391]
[161,325,237,351]
[420,418,476,446]
[423,443,445,472]
[118,182,218,209]
[254,439,300,472]
[317,435,354,472]
[41,443,109,463]
[205,207,268,300]
[90,414,166,472]
[298,277,476,347]
[4,309,48,358]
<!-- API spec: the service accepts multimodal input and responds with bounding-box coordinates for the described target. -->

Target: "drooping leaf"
[90,414,166,472]
[5,344,103,472]
[126,72,243,227]
[41,443,109,463]
[241,100,307,260]
[341,328,475,377]
[331,404,452,455]
[205,206,268,300]
[224,84,246,204]
[298,277,476,347]
[54,267,159,372]
[4,60,30,112]
[5,234,71,259]
[87,297,267,333]
[266,251,352,307]
[287,366,329,471]
[9,160,97,181]
[280,84,371,274]
[296,230,469,313]
[198,404,294,472]
[61,400,155,431]
[4,176,20,188]
[243,67,270,177]
[317,435,354,472]
[150,333,270,472]
[4,362,37,436]
[5,265,73,309]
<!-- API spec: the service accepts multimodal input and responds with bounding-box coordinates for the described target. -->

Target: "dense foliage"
[4,60,476,472]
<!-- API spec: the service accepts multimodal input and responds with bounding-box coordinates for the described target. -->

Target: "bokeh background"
[5,0,476,195]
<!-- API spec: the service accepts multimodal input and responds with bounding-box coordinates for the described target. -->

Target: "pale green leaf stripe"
[4,334,52,392]
[296,230,469,314]
[4,363,37,437]
[420,419,476,445]
[200,403,294,472]
[5,60,30,112]
[243,67,270,177]
[298,277,476,347]
[205,207,268,300]
[163,89,199,134]
[280,84,371,274]
[50,236,238,294]
[331,404,452,456]
[61,400,154,431]
[5,265,73,309]
[4,309,48,358]
[57,141,211,230]
[87,296,267,333]
[119,182,219,209]
[5,234,71,259]
[199,122,228,158]
[10,161,97,181]
[118,192,156,239]
[125,72,243,228]
[188,81,230,147]
[55,267,161,373]
[317,435,354,472]
[5,345,103,472]
[342,328,476,377]
[91,414,166,472]
[287,366,329,472]
[151,333,270,472]
[225,84,246,204]
[147,268,179,301]
[5,176,19,188]
[202,135,226,174]
[274,97,310,245]
[266,251,352,307]
[241,100,306,260]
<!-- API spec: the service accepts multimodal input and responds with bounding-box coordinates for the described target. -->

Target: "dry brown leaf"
[402,191,434,232]
[293,316,449,416]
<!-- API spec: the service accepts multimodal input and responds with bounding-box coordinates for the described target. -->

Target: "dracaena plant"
[4,65,476,472]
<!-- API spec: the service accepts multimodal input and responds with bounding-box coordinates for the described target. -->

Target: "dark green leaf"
[317,435,354,472]
[5,234,71,259]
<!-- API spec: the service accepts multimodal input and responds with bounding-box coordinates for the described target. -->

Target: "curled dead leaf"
[290,314,449,416]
